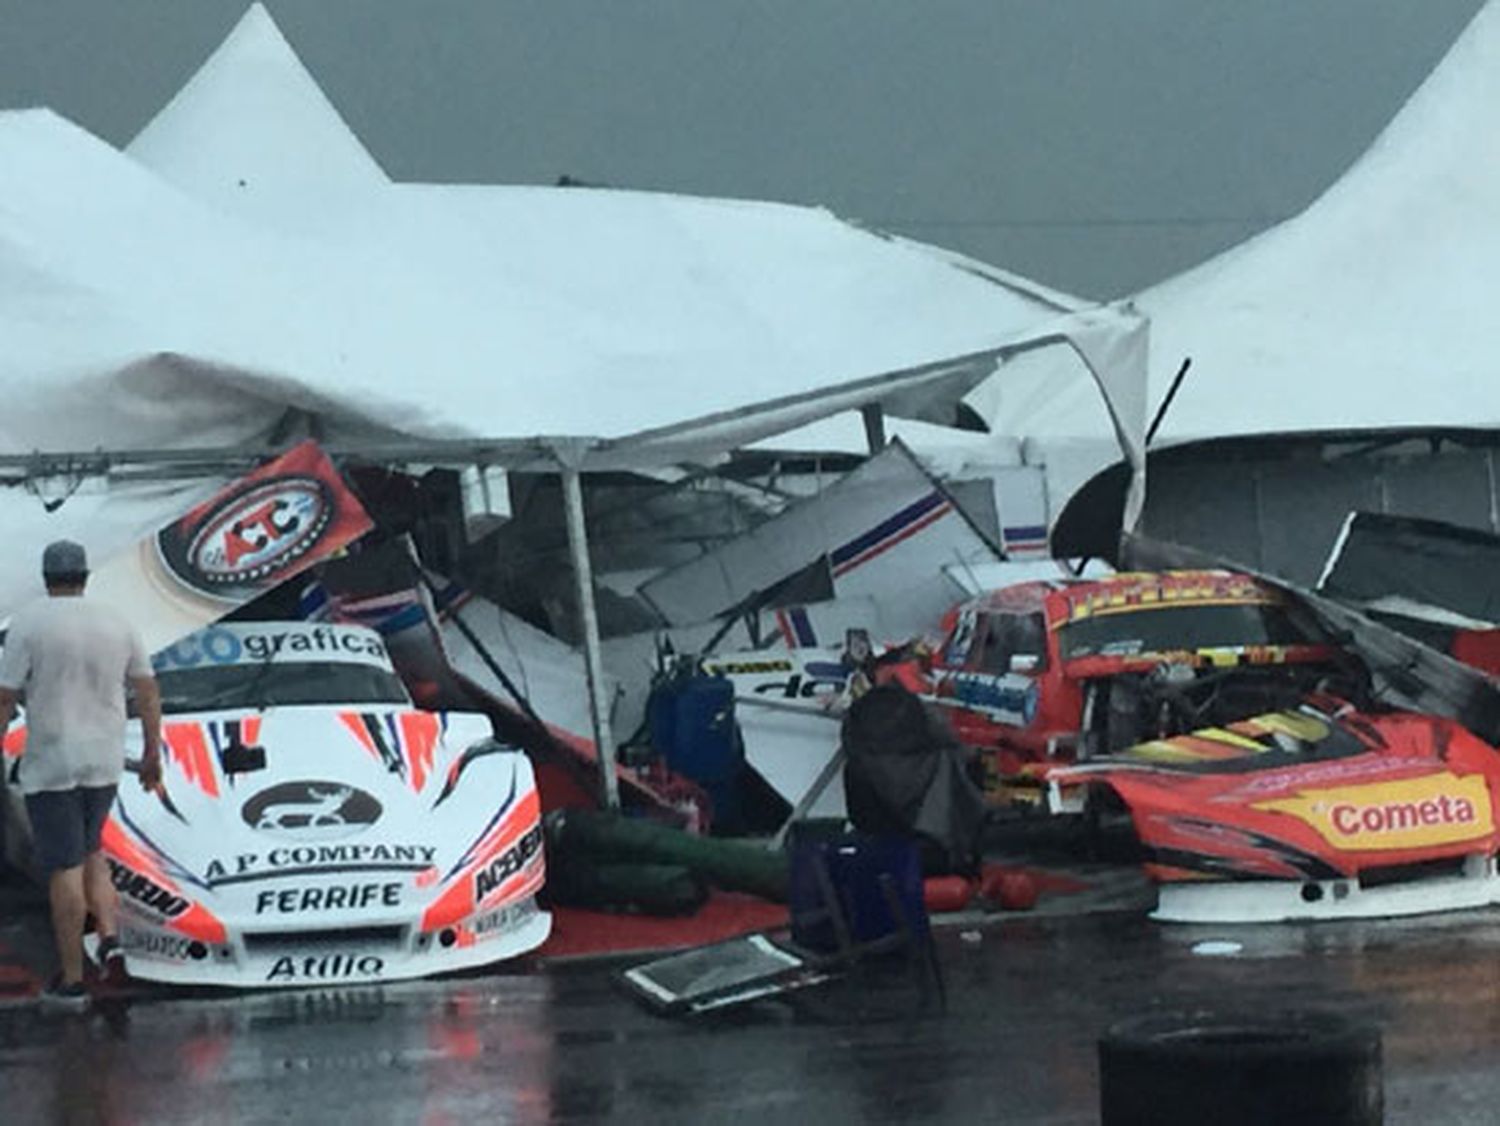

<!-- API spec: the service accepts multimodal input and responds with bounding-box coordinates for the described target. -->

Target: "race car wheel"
[1098,1008,1381,1125]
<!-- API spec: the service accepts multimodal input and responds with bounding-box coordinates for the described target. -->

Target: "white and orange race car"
[2,620,549,988]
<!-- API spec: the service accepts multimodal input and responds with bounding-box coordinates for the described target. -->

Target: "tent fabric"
[971,0,1500,490]
[126,3,390,231]
[0,478,224,619]
[0,3,1147,483]
[0,103,1140,472]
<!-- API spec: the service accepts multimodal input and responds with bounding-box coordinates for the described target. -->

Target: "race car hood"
[110,705,544,940]
[1055,707,1500,882]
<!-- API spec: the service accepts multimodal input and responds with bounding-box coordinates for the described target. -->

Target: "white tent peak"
[127,2,388,224]
[979,0,1500,475]
[1151,0,1500,310]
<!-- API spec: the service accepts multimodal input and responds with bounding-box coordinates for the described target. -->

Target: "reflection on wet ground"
[6,908,1500,1123]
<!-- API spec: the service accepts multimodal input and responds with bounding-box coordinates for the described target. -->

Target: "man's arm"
[0,620,29,745]
[132,675,163,790]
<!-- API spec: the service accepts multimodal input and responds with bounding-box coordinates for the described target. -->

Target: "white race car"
[2,620,550,988]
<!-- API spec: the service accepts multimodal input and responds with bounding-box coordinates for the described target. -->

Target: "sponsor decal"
[266,954,385,983]
[468,898,538,941]
[154,624,390,671]
[255,882,403,914]
[120,927,198,962]
[704,658,793,676]
[242,782,382,841]
[206,843,437,883]
[1254,773,1495,851]
[154,440,374,603]
[1229,754,1415,798]
[1065,574,1269,623]
[708,656,849,700]
[107,858,190,919]
[936,670,1038,725]
[474,825,545,902]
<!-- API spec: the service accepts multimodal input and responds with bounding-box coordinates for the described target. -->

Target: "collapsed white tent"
[0,3,1149,801]
[640,441,1001,631]
[0,3,1149,586]
[968,0,1500,512]
[0,4,1137,465]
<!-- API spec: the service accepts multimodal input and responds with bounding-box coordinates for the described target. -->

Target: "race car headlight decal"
[420,794,544,933]
[101,823,228,944]
[438,768,520,881]
[432,739,520,809]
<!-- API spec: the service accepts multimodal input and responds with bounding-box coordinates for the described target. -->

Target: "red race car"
[901,570,1356,790]
[1053,703,1500,922]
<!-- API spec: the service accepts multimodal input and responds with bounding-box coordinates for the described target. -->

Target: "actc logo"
[186,477,332,586]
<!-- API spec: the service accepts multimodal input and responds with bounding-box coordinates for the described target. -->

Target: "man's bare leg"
[82,851,118,942]
[48,866,87,985]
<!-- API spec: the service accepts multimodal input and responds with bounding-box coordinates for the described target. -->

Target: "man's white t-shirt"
[0,596,152,794]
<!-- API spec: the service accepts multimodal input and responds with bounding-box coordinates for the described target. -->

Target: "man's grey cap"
[41,539,88,577]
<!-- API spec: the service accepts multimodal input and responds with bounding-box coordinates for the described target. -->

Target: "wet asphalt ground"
[6,859,1500,1125]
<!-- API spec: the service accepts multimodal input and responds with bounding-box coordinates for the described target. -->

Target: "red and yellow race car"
[1053,702,1500,922]
[905,570,1355,784]
[893,567,1500,921]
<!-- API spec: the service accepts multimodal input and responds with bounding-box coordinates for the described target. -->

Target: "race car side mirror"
[1009,654,1041,674]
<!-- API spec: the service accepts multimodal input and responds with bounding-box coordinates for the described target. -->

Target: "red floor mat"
[535,891,788,963]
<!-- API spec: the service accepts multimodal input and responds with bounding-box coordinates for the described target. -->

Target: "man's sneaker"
[39,977,89,1011]
[95,935,126,984]
[95,935,123,966]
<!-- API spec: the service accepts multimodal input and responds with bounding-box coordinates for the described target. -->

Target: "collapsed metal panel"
[639,440,1001,636]
[1319,511,1500,626]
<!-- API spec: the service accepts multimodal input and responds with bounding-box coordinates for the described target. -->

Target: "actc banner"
[88,441,374,654]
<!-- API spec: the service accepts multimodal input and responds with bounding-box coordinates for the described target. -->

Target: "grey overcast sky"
[0,0,1486,297]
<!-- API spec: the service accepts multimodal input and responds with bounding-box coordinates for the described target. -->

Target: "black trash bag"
[840,684,985,877]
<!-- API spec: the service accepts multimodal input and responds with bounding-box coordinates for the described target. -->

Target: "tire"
[1098,1009,1382,1126]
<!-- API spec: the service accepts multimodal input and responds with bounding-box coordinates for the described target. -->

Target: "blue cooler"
[648,674,744,833]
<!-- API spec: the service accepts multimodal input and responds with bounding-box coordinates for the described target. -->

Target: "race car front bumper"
[114,896,551,988]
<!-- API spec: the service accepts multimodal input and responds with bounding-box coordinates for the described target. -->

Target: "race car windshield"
[1059,602,1321,660]
[153,662,411,713]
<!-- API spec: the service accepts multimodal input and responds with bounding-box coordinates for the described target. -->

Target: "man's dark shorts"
[24,786,118,872]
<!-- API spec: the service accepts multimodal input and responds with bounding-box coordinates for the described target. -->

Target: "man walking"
[0,541,162,1008]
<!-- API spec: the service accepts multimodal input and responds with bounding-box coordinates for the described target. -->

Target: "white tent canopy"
[0,3,1149,612]
[0,3,1156,807]
[0,100,1144,471]
[971,0,1500,494]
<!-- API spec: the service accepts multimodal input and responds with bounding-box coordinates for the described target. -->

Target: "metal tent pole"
[860,403,887,453]
[555,445,621,809]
